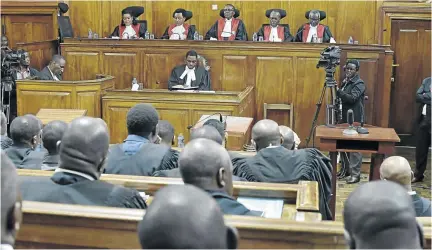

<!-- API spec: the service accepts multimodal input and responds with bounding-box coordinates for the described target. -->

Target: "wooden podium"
[315,124,400,220]
[193,115,254,151]
[16,74,115,118]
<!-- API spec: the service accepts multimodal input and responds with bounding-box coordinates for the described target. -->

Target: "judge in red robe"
[161,9,195,40]
[294,10,336,43]
[205,4,247,41]
[256,9,293,42]
[110,6,147,39]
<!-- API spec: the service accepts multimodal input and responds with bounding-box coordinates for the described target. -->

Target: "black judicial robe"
[19,172,147,209]
[5,144,45,170]
[110,23,147,39]
[256,25,294,42]
[233,146,333,220]
[105,143,179,176]
[205,19,248,41]
[168,65,211,90]
[294,24,334,43]
[160,24,195,40]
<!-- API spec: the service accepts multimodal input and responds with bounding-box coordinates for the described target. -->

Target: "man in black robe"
[157,120,175,147]
[19,117,147,209]
[380,156,431,217]
[344,181,424,249]
[161,8,195,40]
[168,50,211,90]
[294,10,336,43]
[233,119,333,220]
[336,59,366,184]
[1,151,22,250]
[205,4,247,41]
[5,115,45,169]
[412,77,431,183]
[256,9,293,42]
[106,103,178,176]
[38,54,66,81]
[40,120,68,170]
[138,185,238,249]
[179,138,259,216]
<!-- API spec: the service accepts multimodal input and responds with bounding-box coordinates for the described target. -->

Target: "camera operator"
[336,59,366,184]
[13,50,39,80]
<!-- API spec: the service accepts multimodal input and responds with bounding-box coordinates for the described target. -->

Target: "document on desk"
[237,197,284,219]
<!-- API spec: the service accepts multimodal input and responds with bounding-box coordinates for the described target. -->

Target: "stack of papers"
[237,197,284,219]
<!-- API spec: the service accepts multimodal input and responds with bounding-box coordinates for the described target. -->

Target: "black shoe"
[412,176,424,183]
[346,176,360,184]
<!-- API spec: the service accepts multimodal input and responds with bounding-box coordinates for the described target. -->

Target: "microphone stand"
[356,99,369,134]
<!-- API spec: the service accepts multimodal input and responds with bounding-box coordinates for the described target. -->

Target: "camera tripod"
[305,67,340,148]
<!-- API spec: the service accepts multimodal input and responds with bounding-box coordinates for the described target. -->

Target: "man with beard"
[256,9,293,42]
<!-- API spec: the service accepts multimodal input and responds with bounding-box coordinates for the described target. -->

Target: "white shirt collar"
[0,244,14,250]
[179,66,196,87]
[48,67,59,81]
[266,145,281,149]
[55,168,96,181]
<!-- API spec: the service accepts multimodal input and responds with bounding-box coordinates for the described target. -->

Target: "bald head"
[252,119,281,150]
[42,120,68,154]
[279,126,295,150]
[190,125,223,145]
[179,138,233,195]
[1,151,21,246]
[138,185,236,249]
[58,117,109,179]
[10,115,41,146]
[380,156,412,190]
[344,181,421,249]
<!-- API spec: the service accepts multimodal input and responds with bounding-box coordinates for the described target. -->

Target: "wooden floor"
[334,147,431,221]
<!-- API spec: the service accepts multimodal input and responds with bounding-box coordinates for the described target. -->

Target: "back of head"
[179,138,233,195]
[1,112,7,135]
[1,151,20,245]
[279,125,295,150]
[190,125,223,145]
[138,185,233,249]
[380,156,412,190]
[42,120,68,154]
[127,104,159,138]
[58,117,109,179]
[343,181,421,249]
[252,119,281,150]
[157,120,174,145]
[203,118,225,140]
[10,115,41,145]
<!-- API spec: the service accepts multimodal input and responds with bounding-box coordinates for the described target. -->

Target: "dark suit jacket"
[206,190,260,216]
[337,74,366,123]
[19,171,147,209]
[38,66,62,81]
[5,144,45,169]
[416,77,431,124]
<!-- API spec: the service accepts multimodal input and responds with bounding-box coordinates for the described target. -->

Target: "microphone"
[357,97,369,134]
[343,109,358,135]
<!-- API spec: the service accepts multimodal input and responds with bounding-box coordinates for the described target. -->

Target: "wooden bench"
[18,169,321,221]
[16,201,431,249]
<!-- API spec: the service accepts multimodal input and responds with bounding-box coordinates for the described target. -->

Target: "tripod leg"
[305,84,327,147]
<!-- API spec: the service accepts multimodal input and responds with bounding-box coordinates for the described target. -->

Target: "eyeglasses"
[223,8,234,11]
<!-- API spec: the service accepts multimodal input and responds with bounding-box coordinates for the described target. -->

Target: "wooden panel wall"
[64,0,381,45]
[16,39,59,70]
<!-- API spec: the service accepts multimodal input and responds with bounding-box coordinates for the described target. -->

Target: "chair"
[136,20,147,33]
[263,103,294,129]
[58,16,74,38]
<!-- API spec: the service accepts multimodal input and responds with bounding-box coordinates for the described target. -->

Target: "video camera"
[316,46,341,69]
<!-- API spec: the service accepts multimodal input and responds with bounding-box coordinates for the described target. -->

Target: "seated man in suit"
[256,9,293,42]
[294,10,336,43]
[106,104,178,176]
[1,151,22,250]
[1,112,13,150]
[38,54,66,81]
[205,4,247,41]
[5,115,45,169]
[233,119,333,220]
[279,125,300,150]
[40,120,68,171]
[13,50,39,80]
[380,156,431,217]
[161,8,195,40]
[179,138,259,216]
[344,181,424,249]
[138,185,238,249]
[157,120,175,148]
[110,6,146,39]
[20,117,147,209]
[168,50,211,90]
